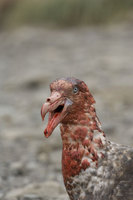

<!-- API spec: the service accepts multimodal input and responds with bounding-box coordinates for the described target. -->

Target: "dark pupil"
[73,87,78,93]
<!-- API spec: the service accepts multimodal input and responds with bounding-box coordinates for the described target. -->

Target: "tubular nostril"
[47,98,51,102]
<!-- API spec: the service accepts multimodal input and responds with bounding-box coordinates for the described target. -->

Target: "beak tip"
[41,105,45,121]
[44,128,51,138]
[44,128,48,137]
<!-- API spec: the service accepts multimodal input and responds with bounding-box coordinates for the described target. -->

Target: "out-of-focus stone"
[5,181,67,200]
[10,162,26,176]
[37,152,48,163]
[20,194,42,200]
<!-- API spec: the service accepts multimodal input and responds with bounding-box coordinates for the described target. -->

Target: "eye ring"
[73,86,78,94]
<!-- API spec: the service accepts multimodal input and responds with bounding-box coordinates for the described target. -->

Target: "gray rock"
[20,194,42,200]
[5,181,67,200]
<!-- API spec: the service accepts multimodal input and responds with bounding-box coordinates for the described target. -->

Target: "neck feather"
[60,105,107,183]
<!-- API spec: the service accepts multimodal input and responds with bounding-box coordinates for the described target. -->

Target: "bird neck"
[60,105,107,183]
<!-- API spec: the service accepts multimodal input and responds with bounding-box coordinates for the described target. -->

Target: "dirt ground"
[0,23,133,200]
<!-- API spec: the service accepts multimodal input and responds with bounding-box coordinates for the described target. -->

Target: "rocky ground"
[0,23,133,200]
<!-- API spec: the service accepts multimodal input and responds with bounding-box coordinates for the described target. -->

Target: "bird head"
[41,77,95,138]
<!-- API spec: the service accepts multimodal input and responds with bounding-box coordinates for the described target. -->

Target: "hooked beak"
[41,91,73,138]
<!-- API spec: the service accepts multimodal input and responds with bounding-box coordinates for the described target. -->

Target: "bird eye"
[73,86,78,94]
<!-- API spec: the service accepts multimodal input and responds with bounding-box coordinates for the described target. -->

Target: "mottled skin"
[41,77,133,200]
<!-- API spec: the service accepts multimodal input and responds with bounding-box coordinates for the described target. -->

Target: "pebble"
[10,162,26,176]
[20,194,42,200]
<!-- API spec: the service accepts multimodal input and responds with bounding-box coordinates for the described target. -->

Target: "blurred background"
[0,0,133,199]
